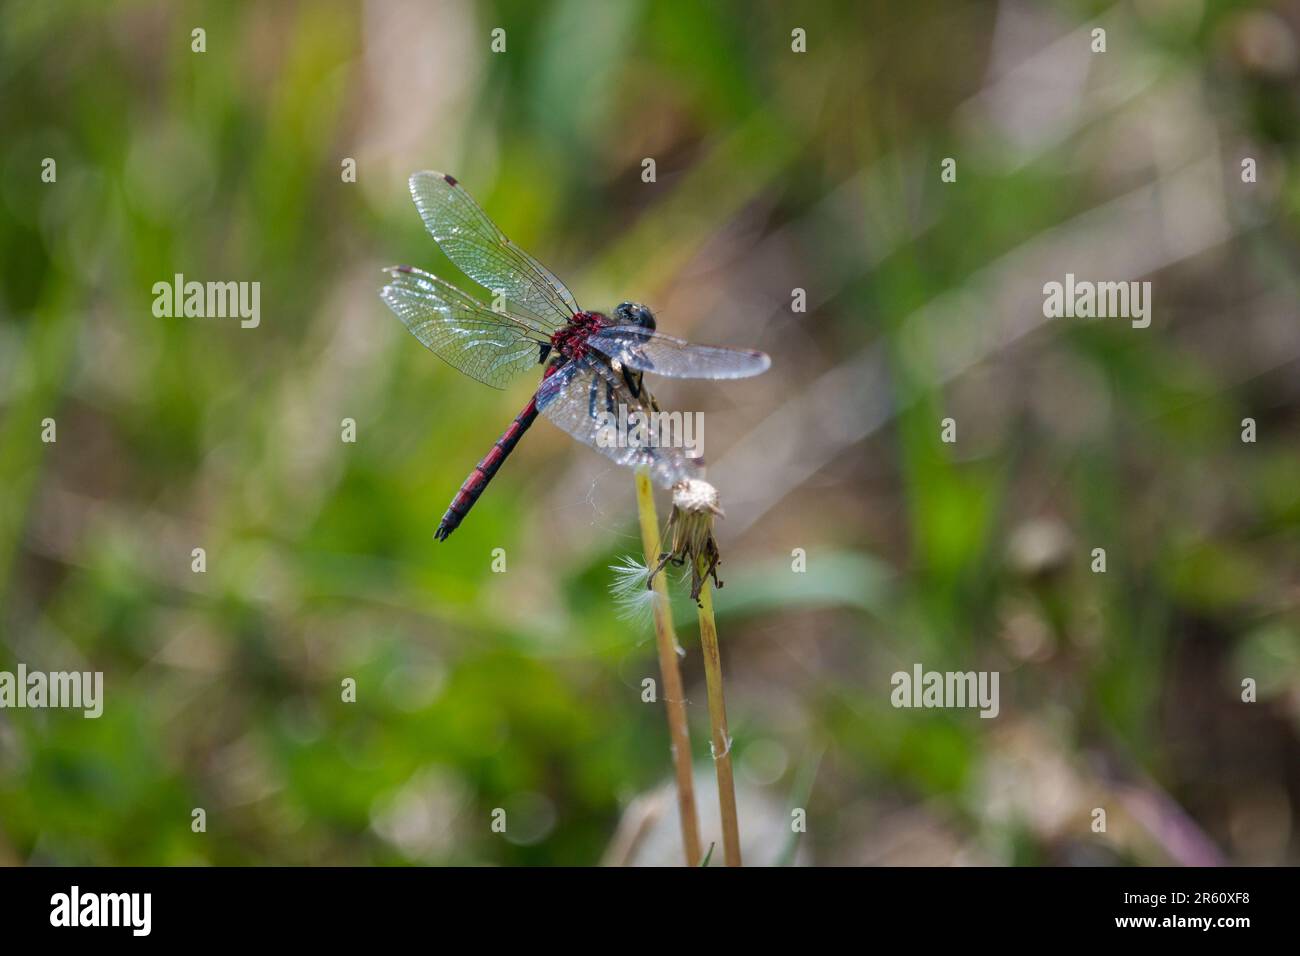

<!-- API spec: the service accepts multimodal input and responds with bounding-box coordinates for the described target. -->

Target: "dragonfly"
[381,171,770,541]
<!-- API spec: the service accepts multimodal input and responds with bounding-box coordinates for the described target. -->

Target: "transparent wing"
[380,266,547,389]
[536,358,704,489]
[585,325,771,380]
[409,171,579,331]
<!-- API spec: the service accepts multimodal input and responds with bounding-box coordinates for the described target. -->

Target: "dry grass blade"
[634,470,703,866]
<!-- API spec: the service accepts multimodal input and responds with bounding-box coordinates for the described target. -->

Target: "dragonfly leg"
[587,372,599,420]
[622,367,661,413]
[620,364,644,399]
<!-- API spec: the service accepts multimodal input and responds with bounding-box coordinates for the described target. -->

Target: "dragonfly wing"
[409,171,579,331]
[585,326,771,380]
[535,358,704,489]
[380,266,546,389]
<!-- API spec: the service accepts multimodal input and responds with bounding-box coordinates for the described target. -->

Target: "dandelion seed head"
[672,478,723,517]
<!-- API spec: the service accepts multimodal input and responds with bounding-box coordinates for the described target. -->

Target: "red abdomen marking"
[435,397,540,541]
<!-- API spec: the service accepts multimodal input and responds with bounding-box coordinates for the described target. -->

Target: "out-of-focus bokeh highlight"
[1,0,1298,865]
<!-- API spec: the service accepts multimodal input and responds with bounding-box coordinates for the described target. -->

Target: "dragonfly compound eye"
[616,301,656,331]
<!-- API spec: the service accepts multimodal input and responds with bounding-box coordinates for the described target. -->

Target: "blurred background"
[1,0,1298,866]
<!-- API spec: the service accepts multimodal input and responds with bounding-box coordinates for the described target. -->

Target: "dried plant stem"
[695,562,741,866]
[634,470,703,866]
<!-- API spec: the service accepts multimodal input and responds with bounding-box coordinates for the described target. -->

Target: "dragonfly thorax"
[550,310,609,361]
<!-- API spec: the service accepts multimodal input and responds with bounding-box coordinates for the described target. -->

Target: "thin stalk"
[696,562,741,866]
[634,470,703,866]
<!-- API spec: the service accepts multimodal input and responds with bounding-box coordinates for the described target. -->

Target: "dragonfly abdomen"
[435,398,540,541]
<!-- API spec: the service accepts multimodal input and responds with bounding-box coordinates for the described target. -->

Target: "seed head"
[649,479,724,604]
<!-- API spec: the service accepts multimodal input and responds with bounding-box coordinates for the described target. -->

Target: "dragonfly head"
[613,301,656,331]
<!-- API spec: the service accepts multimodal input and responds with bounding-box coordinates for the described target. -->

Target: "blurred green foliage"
[1,0,1298,865]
